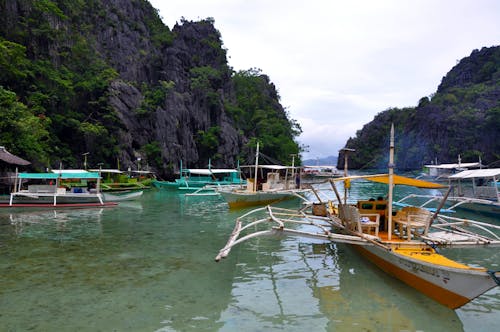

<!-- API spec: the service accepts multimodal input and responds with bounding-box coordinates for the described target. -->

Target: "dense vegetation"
[340,46,500,171]
[227,68,302,164]
[0,0,301,174]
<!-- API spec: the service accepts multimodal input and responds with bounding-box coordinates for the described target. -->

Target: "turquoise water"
[0,188,499,331]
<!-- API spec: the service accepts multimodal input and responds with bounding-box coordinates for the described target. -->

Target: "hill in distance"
[303,155,338,166]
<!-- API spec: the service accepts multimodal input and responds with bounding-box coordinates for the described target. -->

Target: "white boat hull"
[450,200,500,216]
[7,193,102,204]
[355,244,499,309]
[103,191,143,202]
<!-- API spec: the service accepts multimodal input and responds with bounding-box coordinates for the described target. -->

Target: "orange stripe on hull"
[354,246,470,309]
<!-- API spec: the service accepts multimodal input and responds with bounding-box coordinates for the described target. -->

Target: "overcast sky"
[148,0,500,160]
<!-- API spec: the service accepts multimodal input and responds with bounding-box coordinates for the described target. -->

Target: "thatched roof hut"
[0,146,30,166]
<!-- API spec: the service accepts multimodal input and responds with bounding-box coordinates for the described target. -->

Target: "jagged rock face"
[438,47,500,92]
[104,17,244,174]
[92,0,162,83]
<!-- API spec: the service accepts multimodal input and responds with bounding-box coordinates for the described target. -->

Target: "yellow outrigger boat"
[215,125,500,309]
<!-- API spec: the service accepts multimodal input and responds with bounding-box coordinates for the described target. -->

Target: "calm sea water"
[0,185,499,331]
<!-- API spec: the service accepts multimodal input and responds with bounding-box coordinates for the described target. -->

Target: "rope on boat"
[423,239,439,253]
[487,270,500,286]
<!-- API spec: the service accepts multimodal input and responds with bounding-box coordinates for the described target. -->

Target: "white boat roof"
[303,165,338,169]
[89,169,123,174]
[240,165,298,170]
[448,168,500,179]
[424,162,481,169]
[186,169,238,175]
[51,169,88,174]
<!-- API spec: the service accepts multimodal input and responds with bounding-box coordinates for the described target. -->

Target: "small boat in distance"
[103,190,143,202]
[398,168,500,216]
[302,165,342,183]
[217,142,310,208]
[152,166,245,191]
[418,155,482,181]
[0,169,117,208]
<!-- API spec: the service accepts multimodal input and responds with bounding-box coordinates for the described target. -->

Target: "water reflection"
[1,208,105,241]
[217,233,465,331]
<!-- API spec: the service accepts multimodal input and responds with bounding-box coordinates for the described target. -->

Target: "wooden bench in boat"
[340,205,380,237]
[393,206,433,240]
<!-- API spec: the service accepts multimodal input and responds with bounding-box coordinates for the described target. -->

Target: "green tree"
[0,86,50,165]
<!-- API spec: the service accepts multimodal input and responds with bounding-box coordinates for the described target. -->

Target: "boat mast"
[388,123,395,240]
[254,142,260,192]
[289,154,297,190]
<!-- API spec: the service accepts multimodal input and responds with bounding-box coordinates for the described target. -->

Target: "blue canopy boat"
[152,161,245,191]
[0,170,117,208]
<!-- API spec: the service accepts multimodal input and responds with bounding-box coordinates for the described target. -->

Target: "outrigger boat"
[302,165,342,184]
[102,190,143,202]
[217,142,310,208]
[216,125,500,309]
[418,155,482,181]
[1,170,117,208]
[396,168,500,216]
[152,160,245,192]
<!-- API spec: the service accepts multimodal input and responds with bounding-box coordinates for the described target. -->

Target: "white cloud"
[149,0,500,159]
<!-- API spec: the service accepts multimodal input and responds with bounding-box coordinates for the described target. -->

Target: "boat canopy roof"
[240,165,298,170]
[303,165,338,169]
[185,169,239,175]
[424,162,481,169]
[19,171,101,179]
[89,169,123,174]
[131,170,155,174]
[448,168,500,179]
[332,174,447,189]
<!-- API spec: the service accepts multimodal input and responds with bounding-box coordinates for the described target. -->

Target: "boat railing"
[422,213,500,246]
[186,183,246,196]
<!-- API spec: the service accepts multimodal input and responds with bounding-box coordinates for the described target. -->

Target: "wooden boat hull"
[218,190,296,209]
[354,244,499,309]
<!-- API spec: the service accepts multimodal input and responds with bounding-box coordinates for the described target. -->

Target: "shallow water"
[0,187,498,331]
